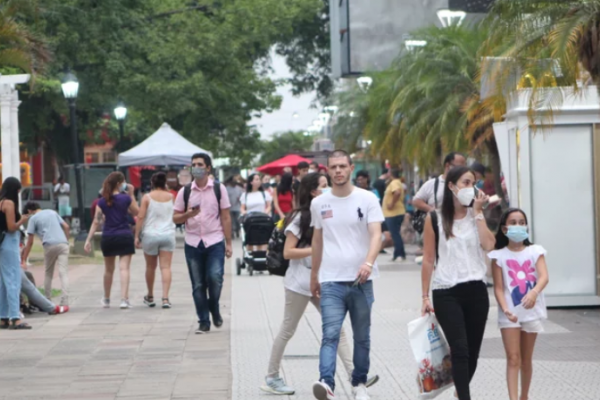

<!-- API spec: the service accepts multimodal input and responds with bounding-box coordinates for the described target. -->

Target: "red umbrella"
[257,154,321,176]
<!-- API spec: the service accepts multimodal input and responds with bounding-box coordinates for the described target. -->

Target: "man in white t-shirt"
[310,150,384,400]
[413,152,466,212]
[54,176,72,221]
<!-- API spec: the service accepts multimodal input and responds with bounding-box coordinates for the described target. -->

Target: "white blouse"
[432,209,487,290]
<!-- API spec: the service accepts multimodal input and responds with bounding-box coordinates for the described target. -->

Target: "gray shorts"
[142,234,176,256]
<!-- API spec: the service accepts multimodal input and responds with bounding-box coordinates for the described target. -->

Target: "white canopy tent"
[118,122,212,166]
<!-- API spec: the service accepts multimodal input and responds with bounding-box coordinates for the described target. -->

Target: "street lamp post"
[114,102,127,175]
[114,101,127,143]
[61,71,86,239]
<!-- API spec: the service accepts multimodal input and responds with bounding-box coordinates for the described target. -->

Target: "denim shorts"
[142,234,176,256]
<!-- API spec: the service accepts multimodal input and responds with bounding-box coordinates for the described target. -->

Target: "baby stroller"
[236,212,274,276]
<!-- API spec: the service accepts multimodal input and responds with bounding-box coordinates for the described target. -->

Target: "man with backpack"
[173,153,232,334]
[413,152,466,214]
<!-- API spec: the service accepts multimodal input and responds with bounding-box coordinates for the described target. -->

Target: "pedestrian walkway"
[0,243,232,400]
[230,244,600,400]
[2,239,600,399]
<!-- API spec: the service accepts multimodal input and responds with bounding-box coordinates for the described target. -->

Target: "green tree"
[0,0,50,75]
[259,130,314,165]
[16,0,325,167]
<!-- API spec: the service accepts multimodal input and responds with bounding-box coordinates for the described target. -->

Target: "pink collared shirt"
[174,179,231,248]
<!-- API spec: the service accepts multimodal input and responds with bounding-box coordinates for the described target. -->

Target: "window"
[103,151,116,163]
[86,152,100,163]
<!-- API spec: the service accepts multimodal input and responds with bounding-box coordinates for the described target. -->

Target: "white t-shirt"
[241,191,272,214]
[310,187,384,283]
[414,175,445,208]
[54,183,71,205]
[283,213,312,297]
[488,245,548,324]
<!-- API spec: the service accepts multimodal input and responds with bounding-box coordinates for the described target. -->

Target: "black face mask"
[262,183,270,189]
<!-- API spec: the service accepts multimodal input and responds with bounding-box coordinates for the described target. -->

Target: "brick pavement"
[230,244,600,400]
[0,240,232,400]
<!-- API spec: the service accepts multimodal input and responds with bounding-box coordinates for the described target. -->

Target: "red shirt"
[277,191,293,214]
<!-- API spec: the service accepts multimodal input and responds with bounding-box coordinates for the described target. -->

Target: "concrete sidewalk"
[230,244,600,400]
[0,242,232,400]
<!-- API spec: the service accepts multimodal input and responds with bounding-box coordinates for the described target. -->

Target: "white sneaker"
[260,376,295,395]
[100,298,110,308]
[352,384,370,400]
[312,380,335,400]
[120,299,132,309]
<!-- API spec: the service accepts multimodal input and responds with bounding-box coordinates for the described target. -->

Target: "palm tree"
[384,24,508,203]
[0,0,50,76]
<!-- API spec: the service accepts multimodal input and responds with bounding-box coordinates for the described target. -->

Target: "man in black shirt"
[372,168,389,204]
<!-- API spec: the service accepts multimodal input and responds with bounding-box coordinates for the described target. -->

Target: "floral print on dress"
[506,259,537,306]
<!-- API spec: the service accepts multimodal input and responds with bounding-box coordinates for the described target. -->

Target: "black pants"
[433,281,489,400]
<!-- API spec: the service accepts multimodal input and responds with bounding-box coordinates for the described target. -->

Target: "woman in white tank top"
[135,172,176,308]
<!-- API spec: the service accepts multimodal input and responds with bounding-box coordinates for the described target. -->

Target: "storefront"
[494,86,600,307]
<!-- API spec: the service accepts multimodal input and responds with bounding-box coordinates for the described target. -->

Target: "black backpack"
[267,215,312,277]
[183,181,222,217]
[412,177,439,234]
[266,224,288,276]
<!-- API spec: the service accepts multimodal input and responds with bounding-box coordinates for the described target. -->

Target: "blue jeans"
[0,232,22,319]
[386,214,406,259]
[184,241,225,326]
[319,281,374,391]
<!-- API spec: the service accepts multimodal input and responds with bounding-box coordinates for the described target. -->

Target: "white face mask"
[454,187,475,207]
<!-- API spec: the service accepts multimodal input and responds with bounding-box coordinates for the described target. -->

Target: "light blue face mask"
[320,187,331,196]
[506,225,529,243]
[121,182,128,192]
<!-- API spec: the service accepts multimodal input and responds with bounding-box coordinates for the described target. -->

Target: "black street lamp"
[114,101,127,142]
[61,71,86,239]
[114,102,127,174]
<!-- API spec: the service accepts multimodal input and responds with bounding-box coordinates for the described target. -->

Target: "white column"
[10,89,21,182]
[0,85,13,179]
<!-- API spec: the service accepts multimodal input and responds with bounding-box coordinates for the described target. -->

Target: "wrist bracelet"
[364,262,373,268]
[474,212,485,221]
[531,288,540,295]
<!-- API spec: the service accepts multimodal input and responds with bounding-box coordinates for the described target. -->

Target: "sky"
[251,51,321,139]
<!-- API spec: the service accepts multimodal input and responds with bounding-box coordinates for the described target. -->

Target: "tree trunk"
[485,135,508,210]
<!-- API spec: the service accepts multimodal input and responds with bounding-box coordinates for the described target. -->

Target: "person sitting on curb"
[18,268,69,317]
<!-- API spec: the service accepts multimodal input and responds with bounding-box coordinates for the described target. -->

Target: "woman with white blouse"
[420,165,496,400]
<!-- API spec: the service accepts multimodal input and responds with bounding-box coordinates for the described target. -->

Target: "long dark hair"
[0,177,22,221]
[246,173,264,193]
[495,208,533,249]
[278,172,293,195]
[286,173,321,244]
[102,171,125,206]
[441,166,474,239]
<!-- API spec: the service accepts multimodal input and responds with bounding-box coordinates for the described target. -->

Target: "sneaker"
[259,376,295,395]
[100,298,110,308]
[195,323,210,334]
[312,380,335,400]
[365,374,379,388]
[52,305,69,314]
[120,299,132,309]
[143,295,156,308]
[415,255,423,265]
[352,384,370,400]
[213,313,223,328]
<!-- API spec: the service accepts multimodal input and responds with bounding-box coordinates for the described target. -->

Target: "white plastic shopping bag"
[407,313,453,399]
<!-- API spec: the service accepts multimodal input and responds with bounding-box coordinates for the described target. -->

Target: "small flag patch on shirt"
[321,209,333,219]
